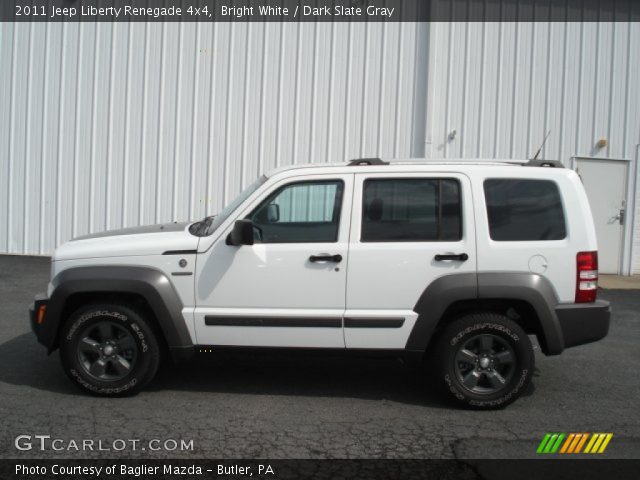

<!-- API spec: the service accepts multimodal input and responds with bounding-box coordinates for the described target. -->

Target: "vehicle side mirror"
[226,219,254,246]
[267,203,280,223]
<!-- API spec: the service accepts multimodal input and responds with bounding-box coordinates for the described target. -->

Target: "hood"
[53,222,199,261]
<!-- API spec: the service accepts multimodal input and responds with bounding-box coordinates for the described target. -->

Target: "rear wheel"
[59,304,160,396]
[431,312,534,409]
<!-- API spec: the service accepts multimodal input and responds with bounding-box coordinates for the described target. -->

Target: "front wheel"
[59,304,160,396]
[431,313,534,409]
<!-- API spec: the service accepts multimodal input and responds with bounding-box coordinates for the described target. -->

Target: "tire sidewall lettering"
[65,310,129,341]
[450,322,520,347]
[69,368,137,395]
[129,323,149,353]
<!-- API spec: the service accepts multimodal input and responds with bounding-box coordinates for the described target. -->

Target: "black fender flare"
[405,272,564,355]
[405,273,477,352]
[477,272,564,355]
[41,266,194,362]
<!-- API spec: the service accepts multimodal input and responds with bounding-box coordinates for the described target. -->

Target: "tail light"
[576,251,598,303]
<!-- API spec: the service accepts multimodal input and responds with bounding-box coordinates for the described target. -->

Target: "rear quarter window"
[483,178,566,241]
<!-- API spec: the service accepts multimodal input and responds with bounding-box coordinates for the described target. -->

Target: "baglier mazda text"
[29,158,610,408]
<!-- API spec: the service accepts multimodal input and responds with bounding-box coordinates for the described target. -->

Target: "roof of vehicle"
[266,158,565,177]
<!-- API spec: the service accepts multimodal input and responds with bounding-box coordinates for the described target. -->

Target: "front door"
[194,174,353,348]
[575,158,628,274]
[345,172,477,349]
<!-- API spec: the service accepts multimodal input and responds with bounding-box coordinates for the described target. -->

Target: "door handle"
[309,254,343,263]
[434,253,469,262]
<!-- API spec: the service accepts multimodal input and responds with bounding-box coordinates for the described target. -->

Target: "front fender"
[36,266,194,361]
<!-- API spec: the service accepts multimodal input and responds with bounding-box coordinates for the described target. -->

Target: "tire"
[431,312,534,409]
[59,303,161,396]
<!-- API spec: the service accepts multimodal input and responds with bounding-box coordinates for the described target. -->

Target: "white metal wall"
[2,21,640,273]
[425,22,640,273]
[0,22,429,255]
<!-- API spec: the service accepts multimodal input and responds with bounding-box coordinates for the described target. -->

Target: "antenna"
[531,130,551,161]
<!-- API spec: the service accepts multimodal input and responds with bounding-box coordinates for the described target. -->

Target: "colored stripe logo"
[537,433,613,454]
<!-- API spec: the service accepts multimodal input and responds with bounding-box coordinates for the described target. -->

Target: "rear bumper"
[555,300,611,349]
[29,293,49,347]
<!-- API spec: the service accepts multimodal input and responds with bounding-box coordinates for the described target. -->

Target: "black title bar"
[4,459,640,480]
[3,0,640,23]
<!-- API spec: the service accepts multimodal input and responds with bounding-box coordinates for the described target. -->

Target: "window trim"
[360,177,463,243]
[246,179,345,244]
[483,177,567,242]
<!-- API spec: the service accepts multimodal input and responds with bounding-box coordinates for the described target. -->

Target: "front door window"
[249,180,344,243]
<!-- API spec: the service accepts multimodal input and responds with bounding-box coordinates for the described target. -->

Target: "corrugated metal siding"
[425,22,640,273]
[3,20,640,274]
[0,22,429,255]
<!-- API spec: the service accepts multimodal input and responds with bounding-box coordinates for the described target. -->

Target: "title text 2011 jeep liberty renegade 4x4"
[30,158,610,408]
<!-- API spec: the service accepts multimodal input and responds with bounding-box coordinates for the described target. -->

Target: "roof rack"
[525,159,564,168]
[345,157,564,168]
[347,158,389,166]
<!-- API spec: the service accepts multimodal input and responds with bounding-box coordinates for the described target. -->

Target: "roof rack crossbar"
[524,159,564,168]
[348,158,389,166]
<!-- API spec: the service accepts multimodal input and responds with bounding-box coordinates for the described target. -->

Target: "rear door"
[345,172,477,349]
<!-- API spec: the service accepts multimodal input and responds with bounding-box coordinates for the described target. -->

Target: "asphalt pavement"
[1,254,639,460]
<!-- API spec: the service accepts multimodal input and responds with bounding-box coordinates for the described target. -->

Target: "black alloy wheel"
[77,321,138,382]
[453,333,516,395]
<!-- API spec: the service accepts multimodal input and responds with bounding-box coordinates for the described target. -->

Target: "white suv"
[30,158,610,408]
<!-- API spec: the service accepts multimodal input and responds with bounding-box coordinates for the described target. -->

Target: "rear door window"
[361,178,462,242]
[484,179,566,241]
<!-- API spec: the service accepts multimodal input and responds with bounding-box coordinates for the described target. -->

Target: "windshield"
[189,175,268,237]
